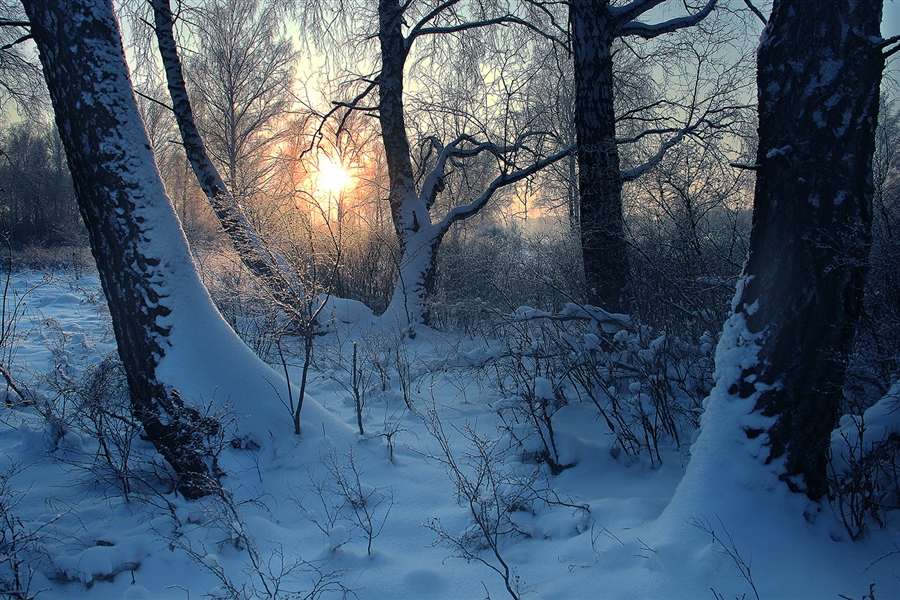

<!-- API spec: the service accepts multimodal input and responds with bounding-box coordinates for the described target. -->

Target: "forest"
[0,0,899,598]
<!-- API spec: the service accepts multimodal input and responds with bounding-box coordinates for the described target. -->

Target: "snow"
[832,383,900,474]
[1,269,899,599]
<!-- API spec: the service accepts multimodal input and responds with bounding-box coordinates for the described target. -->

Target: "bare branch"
[405,0,464,46]
[618,0,717,39]
[621,120,707,182]
[134,89,173,112]
[436,144,575,232]
[616,126,688,145]
[0,19,30,28]
[742,0,767,25]
[299,77,381,158]
[615,99,670,122]
[407,15,567,50]
[521,0,571,51]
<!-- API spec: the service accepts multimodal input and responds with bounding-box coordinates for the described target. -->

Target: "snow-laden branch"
[879,34,900,58]
[405,0,464,47]
[511,302,631,331]
[617,0,717,39]
[420,135,497,208]
[434,143,575,233]
[0,19,30,28]
[419,136,450,209]
[420,132,565,209]
[0,33,31,52]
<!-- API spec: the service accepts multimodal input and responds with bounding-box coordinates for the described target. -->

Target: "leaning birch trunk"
[151,0,297,303]
[22,0,226,498]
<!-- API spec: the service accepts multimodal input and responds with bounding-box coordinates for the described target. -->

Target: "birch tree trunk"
[370,0,574,327]
[377,0,439,325]
[151,0,294,297]
[22,0,224,499]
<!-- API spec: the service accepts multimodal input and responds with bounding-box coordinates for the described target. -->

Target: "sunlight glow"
[317,155,351,196]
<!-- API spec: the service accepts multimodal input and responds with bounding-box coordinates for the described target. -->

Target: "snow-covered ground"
[1,269,898,599]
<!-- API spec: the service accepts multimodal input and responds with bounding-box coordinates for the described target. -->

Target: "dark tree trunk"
[571,0,629,313]
[733,0,884,500]
[569,0,716,314]
[22,0,219,499]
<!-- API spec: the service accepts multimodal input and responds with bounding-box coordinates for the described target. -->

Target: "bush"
[830,385,900,539]
[484,303,714,468]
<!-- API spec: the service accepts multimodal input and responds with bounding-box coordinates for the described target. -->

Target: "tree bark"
[379,0,422,241]
[571,0,628,313]
[569,0,715,313]
[22,0,221,499]
[732,0,884,500]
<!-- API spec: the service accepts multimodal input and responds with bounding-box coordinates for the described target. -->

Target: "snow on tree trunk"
[377,0,439,329]
[386,228,441,329]
[22,0,347,498]
[662,0,885,516]
[373,0,573,327]
[22,0,224,498]
[571,3,629,313]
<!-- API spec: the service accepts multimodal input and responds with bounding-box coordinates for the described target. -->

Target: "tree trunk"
[571,0,630,313]
[374,0,573,327]
[379,0,422,242]
[378,0,438,328]
[151,0,293,296]
[733,0,884,500]
[386,229,443,328]
[22,0,221,499]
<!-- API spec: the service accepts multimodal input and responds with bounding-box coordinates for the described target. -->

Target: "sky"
[886,0,900,37]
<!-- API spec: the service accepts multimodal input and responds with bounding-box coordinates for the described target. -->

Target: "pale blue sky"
[886,0,900,37]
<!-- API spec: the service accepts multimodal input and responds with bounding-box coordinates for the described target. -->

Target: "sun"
[317,155,351,196]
